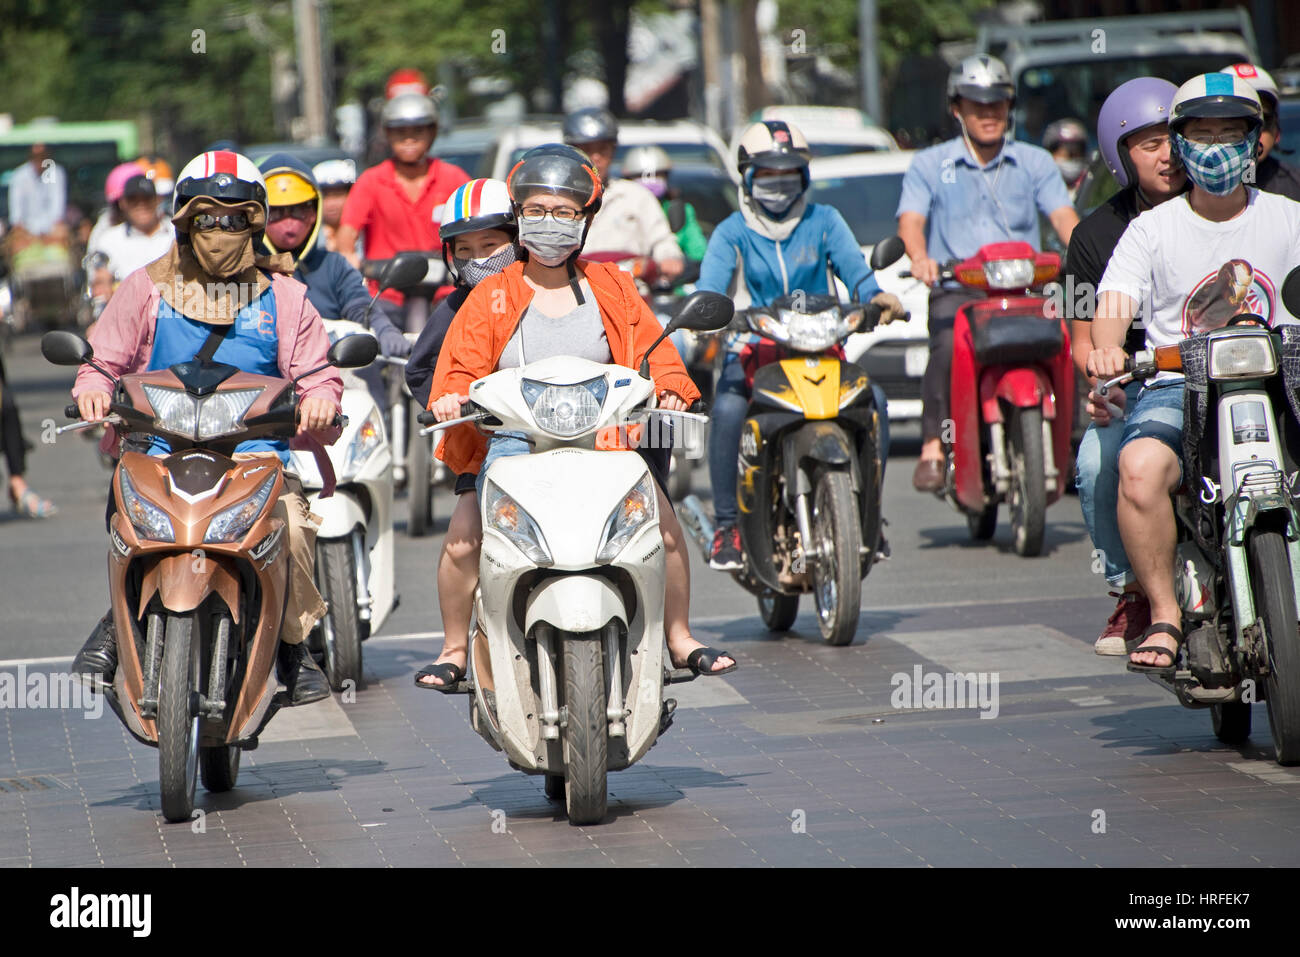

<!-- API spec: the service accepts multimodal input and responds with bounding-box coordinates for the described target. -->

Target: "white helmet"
[947,54,1014,104]
[1220,63,1280,111]
[172,150,269,240]
[381,92,439,129]
[621,145,672,179]
[1170,72,1262,136]
[735,119,812,175]
[439,178,516,239]
[313,157,357,189]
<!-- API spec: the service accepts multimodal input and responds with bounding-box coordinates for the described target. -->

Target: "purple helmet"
[1098,77,1178,189]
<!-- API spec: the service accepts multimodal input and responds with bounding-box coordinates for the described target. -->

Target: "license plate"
[905,344,930,378]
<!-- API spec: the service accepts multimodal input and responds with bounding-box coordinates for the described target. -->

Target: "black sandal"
[685,646,738,677]
[415,660,465,692]
[1126,622,1184,676]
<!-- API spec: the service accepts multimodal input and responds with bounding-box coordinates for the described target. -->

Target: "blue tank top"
[147,283,288,462]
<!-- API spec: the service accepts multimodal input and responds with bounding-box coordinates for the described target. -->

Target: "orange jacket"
[430,259,701,476]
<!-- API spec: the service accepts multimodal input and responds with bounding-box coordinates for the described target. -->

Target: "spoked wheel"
[1211,701,1252,745]
[811,469,861,646]
[158,612,200,823]
[407,430,434,537]
[317,538,363,692]
[560,632,607,825]
[967,504,998,540]
[757,589,799,632]
[1008,406,1047,557]
[1247,530,1300,764]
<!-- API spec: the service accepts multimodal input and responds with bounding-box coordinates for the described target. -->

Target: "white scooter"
[290,319,396,691]
[420,291,734,825]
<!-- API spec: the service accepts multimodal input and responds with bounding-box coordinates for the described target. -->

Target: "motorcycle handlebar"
[65,404,79,420]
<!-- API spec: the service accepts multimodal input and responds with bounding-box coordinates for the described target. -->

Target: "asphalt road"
[2,329,1299,868]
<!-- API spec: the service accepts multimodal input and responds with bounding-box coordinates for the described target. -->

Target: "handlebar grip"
[688,399,706,414]
[65,404,80,420]
[459,401,476,418]
[331,413,346,429]
[861,302,883,331]
[417,410,436,426]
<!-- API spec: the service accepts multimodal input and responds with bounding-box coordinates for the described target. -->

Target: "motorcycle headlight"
[982,258,1035,291]
[141,385,262,440]
[520,376,607,437]
[344,407,385,475]
[204,473,278,544]
[1209,334,1277,380]
[142,385,197,437]
[483,479,552,565]
[778,307,842,352]
[595,473,657,564]
[749,310,790,343]
[119,470,175,542]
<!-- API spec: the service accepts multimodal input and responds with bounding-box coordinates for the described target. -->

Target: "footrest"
[664,668,698,685]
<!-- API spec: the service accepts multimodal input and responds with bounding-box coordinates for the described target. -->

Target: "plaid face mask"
[1174,131,1259,196]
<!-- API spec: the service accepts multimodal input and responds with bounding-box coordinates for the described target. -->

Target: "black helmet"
[506,144,603,215]
[562,107,619,146]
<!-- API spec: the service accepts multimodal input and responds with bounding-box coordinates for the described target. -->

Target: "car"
[755,105,900,155]
[805,151,929,423]
[656,163,737,238]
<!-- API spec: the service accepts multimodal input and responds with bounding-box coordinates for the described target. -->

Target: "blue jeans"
[1118,380,1186,471]
[475,432,531,499]
[708,355,891,527]
[1075,380,1141,587]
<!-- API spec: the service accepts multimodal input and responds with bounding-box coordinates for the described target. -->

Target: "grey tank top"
[497,280,613,370]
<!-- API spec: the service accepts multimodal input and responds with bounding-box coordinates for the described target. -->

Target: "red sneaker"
[1095,590,1151,656]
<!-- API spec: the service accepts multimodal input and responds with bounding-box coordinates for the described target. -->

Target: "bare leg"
[1116,438,1182,664]
[658,486,734,672]
[419,493,480,686]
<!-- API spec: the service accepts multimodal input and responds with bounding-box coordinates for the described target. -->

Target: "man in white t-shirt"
[1089,73,1300,673]
[87,173,174,300]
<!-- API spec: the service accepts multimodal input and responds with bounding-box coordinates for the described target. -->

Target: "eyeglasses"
[268,202,315,222]
[191,212,251,232]
[518,205,583,223]
[1183,132,1248,146]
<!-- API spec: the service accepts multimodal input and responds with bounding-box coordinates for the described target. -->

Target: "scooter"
[677,238,906,646]
[1095,275,1300,766]
[418,291,734,825]
[41,328,376,821]
[290,319,395,691]
[918,241,1072,556]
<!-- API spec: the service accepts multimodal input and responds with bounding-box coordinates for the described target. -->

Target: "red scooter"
[927,241,1072,556]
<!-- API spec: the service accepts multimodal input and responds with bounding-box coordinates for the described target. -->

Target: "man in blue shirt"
[898,54,1078,492]
[697,120,907,569]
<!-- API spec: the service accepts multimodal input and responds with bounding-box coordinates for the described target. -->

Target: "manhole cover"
[0,776,69,794]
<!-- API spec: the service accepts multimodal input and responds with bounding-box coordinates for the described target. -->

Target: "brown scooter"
[42,330,377,822]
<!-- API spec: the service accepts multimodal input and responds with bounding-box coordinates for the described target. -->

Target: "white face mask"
[750,173,805,216]
[1056,157,1086,182]
[518,217,585,266]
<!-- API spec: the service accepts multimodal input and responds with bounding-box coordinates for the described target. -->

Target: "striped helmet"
[439,178,516,240]
[172,150,269,243]
[1170,72,1262,136]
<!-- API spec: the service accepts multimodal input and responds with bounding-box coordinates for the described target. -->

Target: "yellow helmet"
[265,170,317,206]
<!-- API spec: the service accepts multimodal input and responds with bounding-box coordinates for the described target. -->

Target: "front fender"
[980,365,1054,423]
[139,552,241,617]
[782,421,857,498]
[524,575,628,634]
[307,488,367,538]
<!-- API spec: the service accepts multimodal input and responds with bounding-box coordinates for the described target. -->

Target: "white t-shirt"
[582,178,683,263]
[90,222,175,282]
[1099,189,1300,380]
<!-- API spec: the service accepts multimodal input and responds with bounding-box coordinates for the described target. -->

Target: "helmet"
[506,144,603,213]
[135,156,174,197]
[1220,63,1280,111]
[439,178,517,240]
[620,145,672,179]
[265,169,317,206]
[105,161,146,204]
[562,107,619,146]
[172,150,269,241]
[313,158,357,189]
[385,68,429,100]
[735,120,811,175]
[381,92,438,129]
[947,55,1014,104]
[1098,77,1178,188]
[1043,118,1088,151]
[1170,72,1262,135]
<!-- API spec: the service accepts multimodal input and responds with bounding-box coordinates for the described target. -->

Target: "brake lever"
[57,414,123,436]
[418,411,487,436]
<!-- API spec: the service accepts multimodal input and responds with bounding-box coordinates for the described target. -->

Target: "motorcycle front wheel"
[317,538,363,692]
[560,633,607,825]
[1247,530,1300,764]
[407,430,434,537]
[1009,406,1047,557]
[811,469,861,647]
[758,589,799,632]
[158,612,200,823]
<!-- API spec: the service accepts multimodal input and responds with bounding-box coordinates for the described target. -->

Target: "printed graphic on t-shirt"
[1182,259,1275,335]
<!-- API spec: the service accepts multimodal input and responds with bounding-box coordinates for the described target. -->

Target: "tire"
[1008,406,1047,557]
[667,448,692,501]
[1211,701,1252,745]
[967,504,998,541]
[544,774,565,801]
[560,633,607,825]
[1246,530,1300,764]
[200,745,240,792]
[158,612,199,823]
[757,589,799,632]
[810,469,861,647]
[317,538,363,692]
[407,430,434,537]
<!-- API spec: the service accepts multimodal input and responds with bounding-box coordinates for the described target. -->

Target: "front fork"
[1221,483,1300,658]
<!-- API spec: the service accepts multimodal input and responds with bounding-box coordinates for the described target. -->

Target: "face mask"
[640,176,668,199]
[190,227,254,278]
[1174,131,1258,197]
[750,173,804,216]
[454,243,518,287]
[518,217,585,266]
[1056,158,1086,182]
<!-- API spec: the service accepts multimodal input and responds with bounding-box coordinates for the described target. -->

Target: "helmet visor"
[955,84,1014,104]
[508,152,601,207]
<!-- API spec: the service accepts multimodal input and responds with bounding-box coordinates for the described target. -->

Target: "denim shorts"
[474,432,532,499]
[1118,380,1186,481]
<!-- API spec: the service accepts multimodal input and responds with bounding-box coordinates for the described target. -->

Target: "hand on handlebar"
[1087,381,1128,427]
[870,292,909,324]
[431,392,467,422]
[657,390,689,412]
[298,396,338,433]
[1086,347,1129,381]
[76,391,112,423]
[909,256,940,287]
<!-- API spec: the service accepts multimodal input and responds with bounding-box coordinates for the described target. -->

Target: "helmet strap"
[566,258,585,305]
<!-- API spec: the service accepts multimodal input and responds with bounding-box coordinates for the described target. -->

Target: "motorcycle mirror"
[41,331,94,366]
[1283,266,1300,319]
[328,333,380,369]
[380,251,430,293]
[666,290,734,334]
[869,235,906,272]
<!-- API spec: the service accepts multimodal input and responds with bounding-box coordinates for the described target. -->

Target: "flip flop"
[414,660,465,692]
[684,646,737,677]
[11,487,56,518]
[1126,622,1184,676]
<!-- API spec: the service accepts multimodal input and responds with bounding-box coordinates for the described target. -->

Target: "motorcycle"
[418,291,734,825]
[41,328,376,822]
[677,238,906,646]
[1095,275,1300,765]
[290,319,395,691]
[916,241,1072,557]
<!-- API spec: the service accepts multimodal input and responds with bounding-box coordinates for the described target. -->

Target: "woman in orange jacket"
[416,145,736,691]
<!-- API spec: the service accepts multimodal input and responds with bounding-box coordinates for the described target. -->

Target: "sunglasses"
[191,212,251,232]
[268,202,315,222]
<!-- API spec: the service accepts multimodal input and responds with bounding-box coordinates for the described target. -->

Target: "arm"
[896,155,939,284]
[1032,149,1078,247]
[1048,206,1079,248]
[676,203,709,261]
[429,281,502,406]
[336,180,370,269]
[1089,290,1138,380]
[824,207,879,302]
[72,270,156,401]
[406,292,459,408]
[695,217,741,295]
[282,286,344,444]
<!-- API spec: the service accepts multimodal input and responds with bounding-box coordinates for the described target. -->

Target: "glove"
[871,292,908,324]
[378,326,413,358]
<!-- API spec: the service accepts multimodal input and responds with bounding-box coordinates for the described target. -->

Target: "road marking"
[0,655,74,668]
[1068,696,1115,708]
[257,693,358,743]
[1226,761,1300,784]
[885,625,1117,682]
